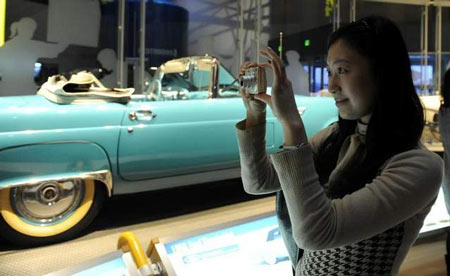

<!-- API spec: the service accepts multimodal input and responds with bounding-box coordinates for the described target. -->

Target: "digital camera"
[240,67,267,94]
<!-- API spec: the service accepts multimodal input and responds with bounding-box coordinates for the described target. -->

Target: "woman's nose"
[328,75,340,94]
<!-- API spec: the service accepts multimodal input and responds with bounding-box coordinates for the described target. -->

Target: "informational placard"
[421,187,450,233]
[163,216,292,276]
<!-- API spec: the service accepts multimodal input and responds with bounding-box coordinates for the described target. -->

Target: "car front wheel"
[0,179,104,246]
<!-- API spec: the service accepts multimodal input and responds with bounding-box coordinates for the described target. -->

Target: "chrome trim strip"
[0,170,113,197]
[114,167,242,195]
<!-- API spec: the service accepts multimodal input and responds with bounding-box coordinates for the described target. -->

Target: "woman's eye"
[337,67,347,75]
[326,69,331,77]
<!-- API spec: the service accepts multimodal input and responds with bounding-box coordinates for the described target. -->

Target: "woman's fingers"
[259,47,287,83]
[240,61,258,76]
[258,62,272,69]
[239,48,299,125]
[242,61,256,68]
[259,49,281,80]
[254,93,272,109]
[267,47,287,81]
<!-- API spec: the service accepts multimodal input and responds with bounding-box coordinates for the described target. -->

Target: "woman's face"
[326,39,377,124]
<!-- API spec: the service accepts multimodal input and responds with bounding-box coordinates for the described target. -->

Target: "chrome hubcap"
[40,184,60,203]
[11,179,84,225]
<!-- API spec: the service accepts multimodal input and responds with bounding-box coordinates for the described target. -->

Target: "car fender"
[0,142,113,196]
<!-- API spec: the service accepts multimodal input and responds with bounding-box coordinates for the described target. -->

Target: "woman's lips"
[335,98,349,106]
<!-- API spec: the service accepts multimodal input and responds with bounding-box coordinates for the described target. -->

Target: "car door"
[117,96,276,181]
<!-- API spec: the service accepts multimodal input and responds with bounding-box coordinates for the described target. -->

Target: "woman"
[439,68,450,270]
[236,16,443,275]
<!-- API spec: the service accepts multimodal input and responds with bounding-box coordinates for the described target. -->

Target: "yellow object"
[146,237,160,257]
[325,0,336,17]
[0,179,95,237]
[0,0,5,47]
[118,232,151,271]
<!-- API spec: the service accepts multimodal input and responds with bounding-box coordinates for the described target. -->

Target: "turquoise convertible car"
[0,55,338,246]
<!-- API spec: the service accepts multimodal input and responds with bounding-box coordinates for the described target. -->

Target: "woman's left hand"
[255,47,301,125]
[254,47,307,145]
[255,47,301,128]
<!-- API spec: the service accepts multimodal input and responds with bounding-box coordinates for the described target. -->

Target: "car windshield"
[161,71,197,91]
[218,65,239,91]
[160,64,238,93]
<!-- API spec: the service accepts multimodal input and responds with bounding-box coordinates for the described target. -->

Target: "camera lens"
[240,75,256,87]
[240,68,259,94]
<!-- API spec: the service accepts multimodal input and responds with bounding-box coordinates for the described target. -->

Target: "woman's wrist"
[282,118,307,146]
[245,111,266,128]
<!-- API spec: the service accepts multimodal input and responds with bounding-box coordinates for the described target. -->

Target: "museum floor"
[0,181,448,275]
[400,233,447,276]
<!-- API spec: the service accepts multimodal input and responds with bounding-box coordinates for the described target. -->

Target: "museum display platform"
[0,191,449,276]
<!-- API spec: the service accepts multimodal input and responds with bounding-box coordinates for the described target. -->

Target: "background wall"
[177,0,270,75]
[0,0,449,96]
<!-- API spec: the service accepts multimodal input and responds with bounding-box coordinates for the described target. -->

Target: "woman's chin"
[338,112,358,121]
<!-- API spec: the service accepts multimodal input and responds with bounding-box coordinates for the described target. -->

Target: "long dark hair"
[316,15,424,198]
[443,68,450,106]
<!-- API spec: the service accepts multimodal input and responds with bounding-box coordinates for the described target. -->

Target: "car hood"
[0,95,127,133]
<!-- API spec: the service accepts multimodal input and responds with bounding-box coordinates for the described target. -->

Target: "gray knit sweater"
[236,121,443,276]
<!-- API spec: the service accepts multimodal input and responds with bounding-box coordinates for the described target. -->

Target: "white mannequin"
[285,50,309,96]
[0,17,66,95]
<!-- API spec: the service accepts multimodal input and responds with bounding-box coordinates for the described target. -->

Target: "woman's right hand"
[240,62,267,128]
